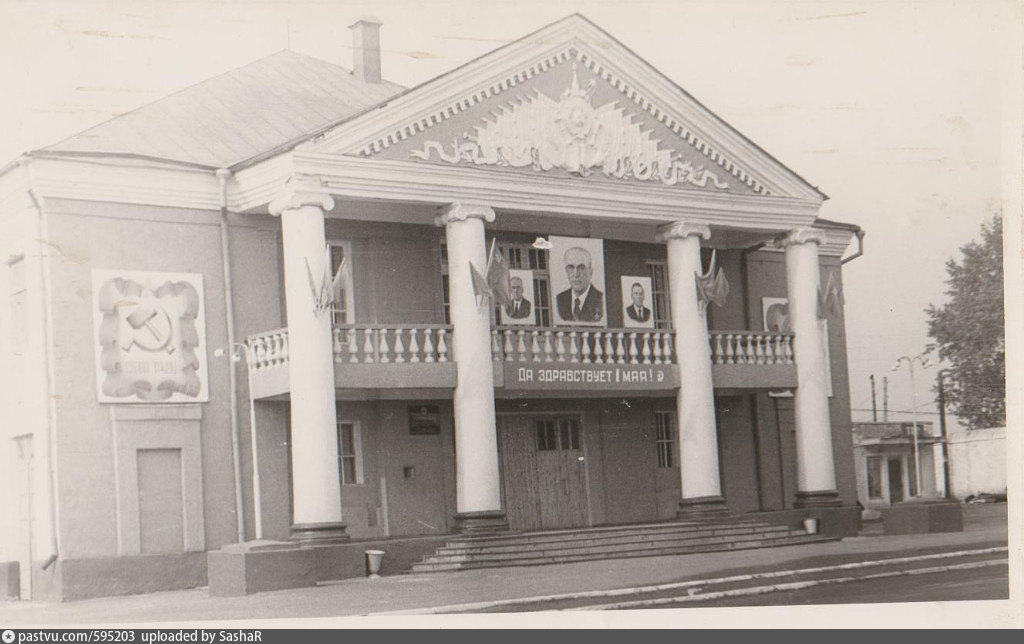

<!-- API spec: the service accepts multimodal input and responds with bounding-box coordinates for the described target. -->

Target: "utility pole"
[882,375,889,421]
[937,370,952,499]
[870,374,878,421]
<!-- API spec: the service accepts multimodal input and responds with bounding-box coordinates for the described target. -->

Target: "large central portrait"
[548,235,607,327]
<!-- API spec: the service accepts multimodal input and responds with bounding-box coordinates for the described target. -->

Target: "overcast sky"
[1,0,1017,431]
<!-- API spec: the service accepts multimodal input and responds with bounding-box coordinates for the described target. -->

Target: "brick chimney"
[349,17,382,84]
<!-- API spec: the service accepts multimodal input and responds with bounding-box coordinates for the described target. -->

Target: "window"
[440,240,552,326]
[647,261,671,329]
[327,242,354,325]
[337,421,363,485]
[655,410,675,468]
[439,244,450,325]
[496,242,551,327]
[8,256,27,349]
[866,456,883,499]
[535,417,580,451]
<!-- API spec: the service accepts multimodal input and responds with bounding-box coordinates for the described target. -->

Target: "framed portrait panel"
[500,269,536,325]
[549,235,606,327]
[762,296,832,397]
[762,296,791,333]
[620,275,655,329]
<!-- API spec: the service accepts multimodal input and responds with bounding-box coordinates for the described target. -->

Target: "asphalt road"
[627,563,1009,609]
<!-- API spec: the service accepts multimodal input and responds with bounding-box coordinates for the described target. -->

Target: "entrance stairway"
[411,518,833,573]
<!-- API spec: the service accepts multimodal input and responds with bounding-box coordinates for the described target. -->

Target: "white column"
[777,227,839,507]
[436,203,507,533]
[659,221,727,518]
[270,188,348,542]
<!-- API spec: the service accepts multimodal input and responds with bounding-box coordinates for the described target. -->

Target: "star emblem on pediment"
[410,63,729,190]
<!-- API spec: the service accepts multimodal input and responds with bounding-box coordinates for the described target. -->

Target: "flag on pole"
[695,249,730,311]
[469,261,492,312]
[330,254,349,313]
[486,240,512,310]
[817,271,844,319]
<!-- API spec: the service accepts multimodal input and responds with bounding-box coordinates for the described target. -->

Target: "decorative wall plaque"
[92,270,209,403]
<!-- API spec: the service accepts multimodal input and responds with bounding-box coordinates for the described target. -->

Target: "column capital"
[657,221,710,242]
[775,226,827,249]
[435,202,496,227]
[269,181,335,216]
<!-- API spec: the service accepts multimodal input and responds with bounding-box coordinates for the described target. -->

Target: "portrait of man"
[621,276,654,328]
[761,297,792,333]
[762,296,832,398]
[550,237,606,326]
[500,269,535,325]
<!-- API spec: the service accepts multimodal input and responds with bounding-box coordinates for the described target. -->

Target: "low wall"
[43,553,207,602]
[948,427,1006,499]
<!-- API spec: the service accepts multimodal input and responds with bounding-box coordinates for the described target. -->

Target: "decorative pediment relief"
[409,65,729,191]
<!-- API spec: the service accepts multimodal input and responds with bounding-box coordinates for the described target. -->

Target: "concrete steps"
[411,519,833,573]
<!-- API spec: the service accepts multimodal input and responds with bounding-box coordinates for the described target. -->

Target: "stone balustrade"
[709,330,794,365]
[491,326,676,365]
[248,324,452,370]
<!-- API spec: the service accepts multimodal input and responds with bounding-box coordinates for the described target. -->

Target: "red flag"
[695,250,729,309]
[469,261,492,312]
[818,272,844,319]
[486,241,512,310]
[708,266,730,308]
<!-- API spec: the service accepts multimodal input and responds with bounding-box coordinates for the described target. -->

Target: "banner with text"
[503,362,677,391]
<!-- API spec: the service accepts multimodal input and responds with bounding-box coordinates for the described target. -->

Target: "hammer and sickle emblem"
[116,300,175,354]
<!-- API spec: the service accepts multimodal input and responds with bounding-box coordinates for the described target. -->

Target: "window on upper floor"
[327,242,354,325]
[646,261,671,329]
[496,242,551,327]
[8,255,27,350]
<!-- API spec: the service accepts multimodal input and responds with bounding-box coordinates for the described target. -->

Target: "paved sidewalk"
[0,505,1009,627]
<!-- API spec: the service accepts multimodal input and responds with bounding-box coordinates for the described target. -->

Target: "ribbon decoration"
[695,249,730,312]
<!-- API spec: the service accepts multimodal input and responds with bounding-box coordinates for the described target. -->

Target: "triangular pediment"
[305,15,825,201]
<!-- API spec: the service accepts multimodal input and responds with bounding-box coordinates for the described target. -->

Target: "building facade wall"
[38,198,283,562]
[12,193,858,599]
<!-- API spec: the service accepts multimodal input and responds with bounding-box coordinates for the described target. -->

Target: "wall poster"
[500,268,536,326]
[620,275,655,329]
[548,236,606,327]
[761,296,832,397]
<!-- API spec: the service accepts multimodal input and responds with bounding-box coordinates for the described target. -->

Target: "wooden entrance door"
[499,415,589,531]
[888,458,904,504]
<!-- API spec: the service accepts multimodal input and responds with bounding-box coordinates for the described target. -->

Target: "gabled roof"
[305,13,827,201]
[39,50,404,169]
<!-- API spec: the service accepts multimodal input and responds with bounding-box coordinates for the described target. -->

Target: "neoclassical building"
[0,15,863,600]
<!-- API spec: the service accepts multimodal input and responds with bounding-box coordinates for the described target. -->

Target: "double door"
[498,414,589,531]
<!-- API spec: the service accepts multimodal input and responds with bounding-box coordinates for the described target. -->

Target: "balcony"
[247,324,456,399]
[246,325,797,399]
[708,330,798,390]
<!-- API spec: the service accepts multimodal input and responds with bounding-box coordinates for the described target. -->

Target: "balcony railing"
[248,324,452,371]
[331,324,450,364]
[709,331,794,365]
[246,325,796,397]
[491,326,676,365]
